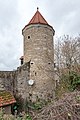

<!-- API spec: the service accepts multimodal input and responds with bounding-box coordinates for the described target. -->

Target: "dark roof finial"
[37,7,39,11]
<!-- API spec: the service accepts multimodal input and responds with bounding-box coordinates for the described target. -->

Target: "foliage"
[0,109,4,120]
[68,71,80,91]
[25,101,43,111]
[55,35,80,70]
[0,110,32,120]
[16,114,32,120]
[55,73,69,99]
[76,95,80,102]
[55,35,80,98]
[33,102,42,110]
[12,95,24,114]
[55,71,80,99]
[25,114,32,120]
[34,92,80,120]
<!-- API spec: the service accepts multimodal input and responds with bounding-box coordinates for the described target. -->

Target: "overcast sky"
[0,0,80,70]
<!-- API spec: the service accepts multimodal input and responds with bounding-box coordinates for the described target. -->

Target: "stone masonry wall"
[0,71,16,93]
[0,62,30,102]
[22,24,54,63]
[22,24,55,102]
[16,62,30,99]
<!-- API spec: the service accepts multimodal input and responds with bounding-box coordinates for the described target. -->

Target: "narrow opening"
[48,63,51,64]
[29,100,32,102]
[35,72,36,76]
[20,56,24,65]
[31,63,33,64]
[29,93,32,96]
[54,63,56,68]
[28,36,30,39]
[21,59,23,65]
[11,83,13,86]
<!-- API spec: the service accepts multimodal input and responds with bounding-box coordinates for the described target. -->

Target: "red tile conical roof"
[28,8,48,25]
[22,8,54,32]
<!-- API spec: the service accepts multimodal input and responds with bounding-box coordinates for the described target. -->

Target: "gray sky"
[0,0,80,70]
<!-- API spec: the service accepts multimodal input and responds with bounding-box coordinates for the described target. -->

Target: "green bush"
[25,114,32,120]
[55,71,80,99]
[68,71,80,91]
[0,108,4,120]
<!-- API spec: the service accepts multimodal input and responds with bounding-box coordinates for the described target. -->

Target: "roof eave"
[22,23,55,35]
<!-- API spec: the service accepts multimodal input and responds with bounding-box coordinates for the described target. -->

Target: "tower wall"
[23,24,54,63]
[16,62,30,99]
[22,24,55,102]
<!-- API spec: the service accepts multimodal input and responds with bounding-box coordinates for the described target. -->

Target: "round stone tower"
[22,8,55,102]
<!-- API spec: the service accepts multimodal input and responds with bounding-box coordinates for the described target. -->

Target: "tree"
[55,35,80,72]
[54,35,80,94]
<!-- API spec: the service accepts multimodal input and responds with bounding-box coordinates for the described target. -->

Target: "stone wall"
[22,24,55,102]
[16,62,30,99]
[22,24,54,63]
[0,71,16,93]
[0,62,30,101]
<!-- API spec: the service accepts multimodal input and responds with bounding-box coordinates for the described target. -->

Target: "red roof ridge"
[22,8,54,32]
[28,8,48,25]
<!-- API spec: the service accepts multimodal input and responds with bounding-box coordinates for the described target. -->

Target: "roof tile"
[28,9,48,25]
[0,91,16,107]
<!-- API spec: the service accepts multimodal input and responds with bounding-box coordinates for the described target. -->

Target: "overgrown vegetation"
[34,91,80,120]
[55,70,80,99]
[68,71,80,91]
[0,108,32,120]
[55,35,80,99]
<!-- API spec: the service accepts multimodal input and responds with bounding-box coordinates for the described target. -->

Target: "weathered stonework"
[16,62,30,99]
[0,10,55,105]
[0,63,30,100]
[0,71,16,92]
[22,23,55,102]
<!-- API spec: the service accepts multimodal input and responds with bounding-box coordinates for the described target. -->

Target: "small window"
[29,93,32,96]
[48,63,51,64]
[31,63,33,64]
[54,63,56,68]
[28,36,30,39]
[35,72,36,76]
